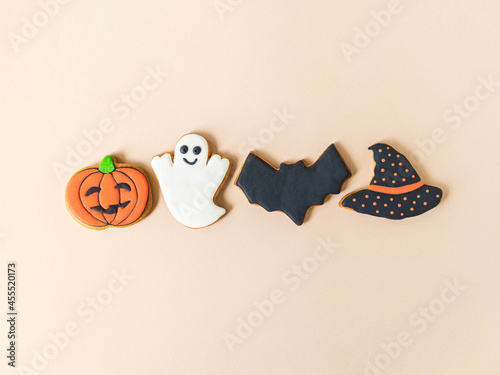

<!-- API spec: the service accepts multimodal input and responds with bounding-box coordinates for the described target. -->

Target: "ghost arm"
[151,153,174,181]
[206,154,230,184]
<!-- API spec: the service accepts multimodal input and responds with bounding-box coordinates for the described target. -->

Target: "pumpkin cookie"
[65,155,152,230]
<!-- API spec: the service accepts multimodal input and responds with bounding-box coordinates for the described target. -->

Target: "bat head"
[174,134,210,168]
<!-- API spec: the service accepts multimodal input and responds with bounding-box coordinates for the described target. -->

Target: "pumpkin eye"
[193,146,201,155]
[115,183,131,192]
[180,145,189,154]
[85,186,101,196]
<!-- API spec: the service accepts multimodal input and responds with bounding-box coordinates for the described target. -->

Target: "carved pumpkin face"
[65,156,152,230]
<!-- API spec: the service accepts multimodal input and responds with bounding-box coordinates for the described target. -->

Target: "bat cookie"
[151,134,231,229]
[236,144,351,226]
[65,155,152,230]
[340,143,443,219]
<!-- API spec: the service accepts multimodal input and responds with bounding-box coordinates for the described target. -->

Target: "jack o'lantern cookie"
[65,155,152,230]
[340,143,442,219]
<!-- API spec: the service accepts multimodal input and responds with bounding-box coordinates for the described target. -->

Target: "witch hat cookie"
[340,143,442,220]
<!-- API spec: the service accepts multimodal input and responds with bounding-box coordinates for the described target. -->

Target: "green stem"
[98,155,116,173]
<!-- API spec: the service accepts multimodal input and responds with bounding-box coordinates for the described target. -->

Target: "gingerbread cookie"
[65,155,152,230]
[151,134,231,229]
[340,143,442,219]
[236,144,351,225]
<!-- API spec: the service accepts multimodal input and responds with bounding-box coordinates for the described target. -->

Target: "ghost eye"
[180,145,189,154]
[193,146,202,155]
[85,186,101,196]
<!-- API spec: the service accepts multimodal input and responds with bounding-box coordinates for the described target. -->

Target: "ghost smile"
[183,158,198,165]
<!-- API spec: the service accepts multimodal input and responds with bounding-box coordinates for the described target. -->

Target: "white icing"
[152,134,230,229]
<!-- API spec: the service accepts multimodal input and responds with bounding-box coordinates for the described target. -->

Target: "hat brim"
[340,184,442,220]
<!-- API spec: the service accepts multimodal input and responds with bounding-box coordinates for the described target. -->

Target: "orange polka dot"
[379,149,382,152]
[381,168,385,172]
[401,213,404,216]
[384,204,388,207]
[403,197,407,201]
[373,202,377,206]
[426,189,429,193]
[397,155,400,158]
[382,178,386,181]
[405,169,409,172]
[387,146,390,149]
[394,172,397,176]
[390,211,394,215]
[376,210,380,214]
[361,204,365,207]
[410,207,414,211]
[402,178,406,182]
[373,180,377,184]
[412,175,415,178]
[398,204,402,207]
[399,162,402,166]
[436,194,440,198]
[413,201,416,204]
[423,202,428,206]
[388,154,392,156]
[417,195,421,198]
[377,196,380,199]
[365,195,369,198]
[392,180,396,184]
[382,159,386,162]
[352,198,356,202]
[391,163,395,166]
[390,198,394,201]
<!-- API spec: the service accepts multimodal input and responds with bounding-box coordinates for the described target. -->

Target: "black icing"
[91,201,131,215]
[368,143,420,188]
[180,145,189,154]
[115,183,131,192]
[183,158,198,166]
[193,146,202,155]
[236,144,351,226]
[341,143,443,220]
[341,186,442,220]
[85,186,101,196]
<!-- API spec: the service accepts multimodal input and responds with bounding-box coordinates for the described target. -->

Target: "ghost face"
[174,134,210,168]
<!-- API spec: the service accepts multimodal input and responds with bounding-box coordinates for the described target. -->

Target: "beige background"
[1,1,499,374]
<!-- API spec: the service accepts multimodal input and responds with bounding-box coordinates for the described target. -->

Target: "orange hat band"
[368,181,424,195]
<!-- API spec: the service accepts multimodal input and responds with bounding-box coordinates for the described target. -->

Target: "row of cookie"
[65,133,443,230]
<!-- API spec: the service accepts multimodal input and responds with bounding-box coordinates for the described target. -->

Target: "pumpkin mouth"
[90,200,131,215]
[183,158,198,166]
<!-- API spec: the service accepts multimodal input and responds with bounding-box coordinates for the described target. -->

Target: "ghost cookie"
[65,155,153,230]
[340,143,443,219]
[152,134,231,229]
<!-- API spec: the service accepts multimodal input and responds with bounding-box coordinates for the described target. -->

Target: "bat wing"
[236,145,350,225]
